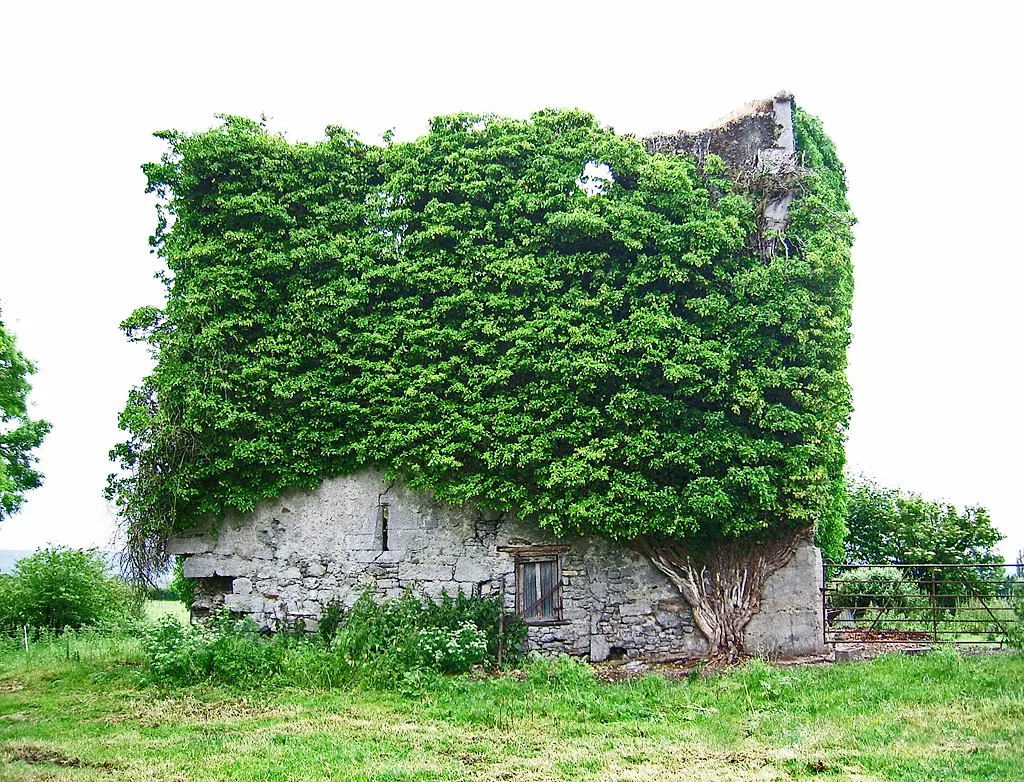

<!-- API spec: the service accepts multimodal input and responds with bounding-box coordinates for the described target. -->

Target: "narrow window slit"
[380,503,390,551]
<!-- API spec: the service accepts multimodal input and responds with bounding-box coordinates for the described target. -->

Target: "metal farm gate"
[823,563,1022,648]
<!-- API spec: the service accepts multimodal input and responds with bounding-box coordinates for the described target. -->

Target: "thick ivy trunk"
[632,528,809,659]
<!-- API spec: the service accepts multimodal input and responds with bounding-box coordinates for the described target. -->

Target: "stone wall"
[643,96,781,171]
[746,543,826,657]
[170,469,825,660]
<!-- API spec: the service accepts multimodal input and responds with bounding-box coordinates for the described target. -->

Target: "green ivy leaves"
[110,106,854,554]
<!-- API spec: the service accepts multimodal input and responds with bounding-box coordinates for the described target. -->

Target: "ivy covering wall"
[109,105,854,561]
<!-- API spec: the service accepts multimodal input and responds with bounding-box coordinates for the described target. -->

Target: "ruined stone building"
[170,94,828,661]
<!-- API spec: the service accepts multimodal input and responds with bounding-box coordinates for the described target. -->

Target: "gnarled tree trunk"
[632,527,810,659]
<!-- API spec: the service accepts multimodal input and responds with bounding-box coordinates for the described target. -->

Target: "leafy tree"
[0,546,140,632]
[0,308,51,520]
[844,475,1004,601]
[845,475,1003,566]
[110,103,854,655]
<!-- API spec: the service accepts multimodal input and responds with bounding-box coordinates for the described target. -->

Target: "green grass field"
[0,610,1021,781]
[144,599,190,624]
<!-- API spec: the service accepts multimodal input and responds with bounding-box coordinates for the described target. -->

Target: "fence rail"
[823,562,1022,647]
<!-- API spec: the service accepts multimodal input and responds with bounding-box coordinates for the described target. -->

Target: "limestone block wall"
[169,469,824,660]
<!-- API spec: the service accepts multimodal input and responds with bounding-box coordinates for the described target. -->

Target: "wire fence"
[823,562,1023,647]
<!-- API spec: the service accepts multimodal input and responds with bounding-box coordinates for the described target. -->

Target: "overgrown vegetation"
[0,546,140,634]
[109,104,853,551]
[140,588,527,688]
[108,101,854,654]
[1,635,1021,781]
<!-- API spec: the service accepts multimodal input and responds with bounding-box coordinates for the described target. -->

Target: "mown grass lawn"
[0,633,1021,781]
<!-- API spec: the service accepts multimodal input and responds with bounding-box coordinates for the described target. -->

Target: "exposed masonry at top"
[644,91,799,251]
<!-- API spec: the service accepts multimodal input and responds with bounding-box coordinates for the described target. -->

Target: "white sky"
[1,1,1021,561]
